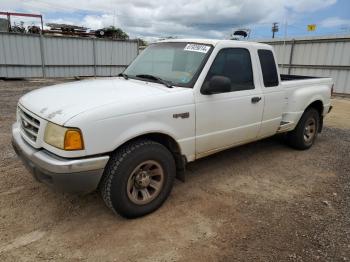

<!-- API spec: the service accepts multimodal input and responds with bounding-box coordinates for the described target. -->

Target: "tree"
[105,26,129,39]
[137,38,147,46]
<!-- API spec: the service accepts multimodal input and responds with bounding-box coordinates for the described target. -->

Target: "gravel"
[0,79,349,261]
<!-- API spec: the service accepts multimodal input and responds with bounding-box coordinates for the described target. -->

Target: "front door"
[195,47,264,157]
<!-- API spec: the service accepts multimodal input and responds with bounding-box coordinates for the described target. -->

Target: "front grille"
[18,107,40,142]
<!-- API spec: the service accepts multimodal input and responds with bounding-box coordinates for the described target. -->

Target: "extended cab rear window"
[258,49,279,87]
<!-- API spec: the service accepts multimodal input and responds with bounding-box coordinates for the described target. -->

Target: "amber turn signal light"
[64,129,84,150]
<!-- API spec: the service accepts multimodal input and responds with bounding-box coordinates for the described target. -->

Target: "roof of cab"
[158,38,271,49]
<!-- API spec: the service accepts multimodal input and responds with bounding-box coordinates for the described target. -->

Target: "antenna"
[110,1,117,77]
[113,8,116,27]
[281,18,288,72]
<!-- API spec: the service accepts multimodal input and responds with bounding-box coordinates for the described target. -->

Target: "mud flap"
[319,116,323,133]
[175,155,186,182]
[176,168,186,182]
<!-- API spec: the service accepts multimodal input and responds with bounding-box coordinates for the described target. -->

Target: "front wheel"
[100,139,175,218]
[286,108,320,150]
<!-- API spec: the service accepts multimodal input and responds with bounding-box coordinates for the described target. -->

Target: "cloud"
[320,17,350,28]
[0,0,338,39]
[283,0,336,12]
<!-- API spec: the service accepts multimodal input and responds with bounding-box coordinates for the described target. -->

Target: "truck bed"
[280,74,322,81]
[279,73,332,132]
[280,74,332,89]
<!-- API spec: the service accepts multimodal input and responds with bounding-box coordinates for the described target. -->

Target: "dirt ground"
[0,79,349,262]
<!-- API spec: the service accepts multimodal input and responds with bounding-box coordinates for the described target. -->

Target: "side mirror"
[201,76,231,95]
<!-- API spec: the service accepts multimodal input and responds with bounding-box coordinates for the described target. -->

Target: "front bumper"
[12,123,110,194]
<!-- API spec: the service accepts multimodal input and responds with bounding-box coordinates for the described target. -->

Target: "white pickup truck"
[12,39,333,218]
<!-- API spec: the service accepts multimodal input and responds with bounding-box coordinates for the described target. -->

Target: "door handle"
[251,97,262,103]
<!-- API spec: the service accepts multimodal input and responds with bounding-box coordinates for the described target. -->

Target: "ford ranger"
[12,39,333,218]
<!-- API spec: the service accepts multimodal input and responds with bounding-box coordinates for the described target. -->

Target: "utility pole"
[272,22,279,38]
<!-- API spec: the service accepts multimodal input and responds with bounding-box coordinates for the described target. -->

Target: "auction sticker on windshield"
[184,44,210,53]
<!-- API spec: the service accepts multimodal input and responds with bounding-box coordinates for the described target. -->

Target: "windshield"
[124,42,212,87]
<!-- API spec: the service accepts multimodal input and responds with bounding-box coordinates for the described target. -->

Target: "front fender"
[72,105,196,161]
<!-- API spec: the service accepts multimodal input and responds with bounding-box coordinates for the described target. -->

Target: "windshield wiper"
[118,73,129,80]
[135,74,173,88]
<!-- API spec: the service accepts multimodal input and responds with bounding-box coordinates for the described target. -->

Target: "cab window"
[203,48,255,92]
[258,49,279,87]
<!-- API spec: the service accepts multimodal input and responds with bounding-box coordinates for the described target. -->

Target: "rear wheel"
[287,108,320,150]
[100,139,175,218]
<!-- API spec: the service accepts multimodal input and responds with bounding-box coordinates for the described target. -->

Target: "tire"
[100,139,175,218]
[287,108,320,150]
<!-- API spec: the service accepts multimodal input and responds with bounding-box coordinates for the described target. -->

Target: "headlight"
[44,122,84,150]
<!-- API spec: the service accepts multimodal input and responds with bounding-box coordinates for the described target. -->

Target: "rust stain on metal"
[47,110,63,119]
[40,107,48,114]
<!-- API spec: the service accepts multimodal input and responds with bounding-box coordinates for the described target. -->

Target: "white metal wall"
[261,35,350,94]
[0,33,42,77]
[0,32,138,78]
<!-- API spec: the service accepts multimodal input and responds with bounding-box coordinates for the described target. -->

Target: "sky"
[1,0,350,41]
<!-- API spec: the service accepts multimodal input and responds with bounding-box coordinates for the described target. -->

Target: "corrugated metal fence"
[261,35,350,94]
[2,32,349,94]
[0,32,138,78]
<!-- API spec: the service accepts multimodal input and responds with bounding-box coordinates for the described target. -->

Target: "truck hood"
[19,78,187,125]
